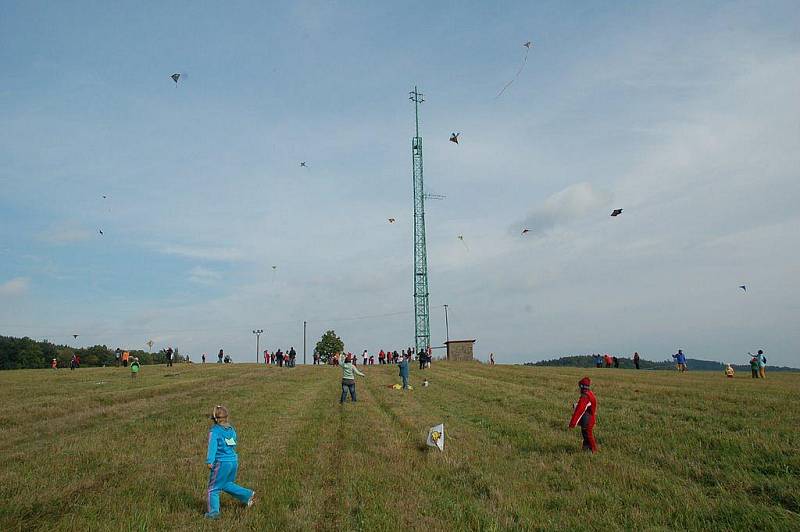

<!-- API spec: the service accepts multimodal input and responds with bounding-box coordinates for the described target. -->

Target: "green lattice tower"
[409,86,430,356]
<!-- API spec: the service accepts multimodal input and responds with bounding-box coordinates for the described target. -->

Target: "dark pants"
[341,380,356,403]
[634,361,639,369]
[596,363,602,368]
[419,359,425,370]
[581,425,597,453]
[167,358,172,367]
[752,369,758,378]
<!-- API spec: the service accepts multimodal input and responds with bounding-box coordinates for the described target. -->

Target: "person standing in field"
[490,353,495,366]
[398,353,410,389]
[202,353,206,364]
[612,356,619,368]
[70,354,78,370]
[122,351,129,367]
[166,347,174,367]
[750,356,758,379]
[51,357,58,369]
[115,348,121,367]
[264,350,269,365]
[289,347,296,368]
[757,349,767,378]
[725,364,735,378]
[130,357,140,378]
[633,352,640,370]
[339,353,365,403]
[604,354,612,368]
[593,354,603,368]
[568,377,598,453]
[362,350,368,366]
[672,349,687,372]
[204,405,255,520]
[218,349,224,364]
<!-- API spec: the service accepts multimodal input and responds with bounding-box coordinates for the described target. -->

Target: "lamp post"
[252,329,263,363]
[443,304,450,343]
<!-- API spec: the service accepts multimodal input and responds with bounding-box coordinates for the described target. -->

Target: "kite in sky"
[610,209,623,217]
[449,132,460,144]
[495,40,533,99]
[72,334,79,339]
[739,285,747,292]
[300,161,307,168]
[388,218,396,224]
[171,73,181,85]
[457,235,469,251]
[522,228,530,235]
[98,229,104,235]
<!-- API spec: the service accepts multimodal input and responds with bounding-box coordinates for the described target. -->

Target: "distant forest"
[527,355,797,372]
[0,335,187,370]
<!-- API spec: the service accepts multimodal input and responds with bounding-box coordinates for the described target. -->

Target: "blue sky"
[1,1,799,366]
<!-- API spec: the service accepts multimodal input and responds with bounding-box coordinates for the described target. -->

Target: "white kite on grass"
[427,423,445,451]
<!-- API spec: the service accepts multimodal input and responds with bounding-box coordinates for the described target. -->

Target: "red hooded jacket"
[569,390,597,429]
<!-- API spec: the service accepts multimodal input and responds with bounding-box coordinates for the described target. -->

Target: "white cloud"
[38,223,92,244]
[188,266,221,285]
[160,245,245,262]
[0,277,30,296]
[515,182,613,235]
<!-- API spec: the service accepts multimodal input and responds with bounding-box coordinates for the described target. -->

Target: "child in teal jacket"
[204,405,255,519]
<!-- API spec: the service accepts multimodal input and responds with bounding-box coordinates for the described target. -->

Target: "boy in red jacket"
[569,377,598,453]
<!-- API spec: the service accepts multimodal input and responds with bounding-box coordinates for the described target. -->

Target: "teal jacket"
[340,359,364,381]
[206,424,239,464]
[398,359,409,378]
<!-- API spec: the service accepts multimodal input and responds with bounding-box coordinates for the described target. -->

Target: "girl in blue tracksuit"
[204,405,255,519]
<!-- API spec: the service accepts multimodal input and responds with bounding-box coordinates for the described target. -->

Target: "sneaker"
[204,512,220,520]
[247,493,256,508]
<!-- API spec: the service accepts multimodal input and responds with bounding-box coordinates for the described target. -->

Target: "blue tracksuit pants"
[206,461,253,515]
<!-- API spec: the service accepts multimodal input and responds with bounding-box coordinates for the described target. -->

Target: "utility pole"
[443,304,450,343]
[252,329,263,363]
[303,321,307,365]
[410,86,431,357]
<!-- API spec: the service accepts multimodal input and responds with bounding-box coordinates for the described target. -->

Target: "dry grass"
[0,362,798,530]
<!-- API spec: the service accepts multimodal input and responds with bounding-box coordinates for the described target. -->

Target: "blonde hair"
[211,405,230,426]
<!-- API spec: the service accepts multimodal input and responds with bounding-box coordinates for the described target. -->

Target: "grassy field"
[0,362,798,531]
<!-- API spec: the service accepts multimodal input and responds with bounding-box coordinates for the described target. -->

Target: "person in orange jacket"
[569,377,598,453]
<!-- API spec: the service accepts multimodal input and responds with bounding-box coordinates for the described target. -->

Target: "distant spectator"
[70,354,78,371]
[594,354,603,368]
[750,355,759,379]
[362,350,368,366]
[202,353,206,364]
[115,348,121,367]
[398,354,410,389]
[378,350,386,365]
[218,350,224,364]
[612,356,619,368]
[369,355,375,365]
[490,353,495,366]
[288,347,296,368]
[725,364,735,378]
[757,349,767,379]
[130,357,140,378]
[264,350,270,365]
[604,354,612,368]
[122,351,129,367]
[166,347,174,367]
[51,357,58,369]
[313,351,320,365]
[672,350,687,372]
[633,352,640,370]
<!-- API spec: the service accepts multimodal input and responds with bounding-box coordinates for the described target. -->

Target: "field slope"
[1,363,798,531]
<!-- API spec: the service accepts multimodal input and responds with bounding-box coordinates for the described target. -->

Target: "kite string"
[495,48,530,99]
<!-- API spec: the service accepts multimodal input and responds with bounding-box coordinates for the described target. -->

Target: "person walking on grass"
[757,349,767,379]
[204,405,255,520]
[568,377,598,453]
[130,357,140,378]
[339,353,365,403]
[398,353,410,390]
[633,352,640,370]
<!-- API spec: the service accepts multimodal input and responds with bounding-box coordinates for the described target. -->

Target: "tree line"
[0,335,186,370]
